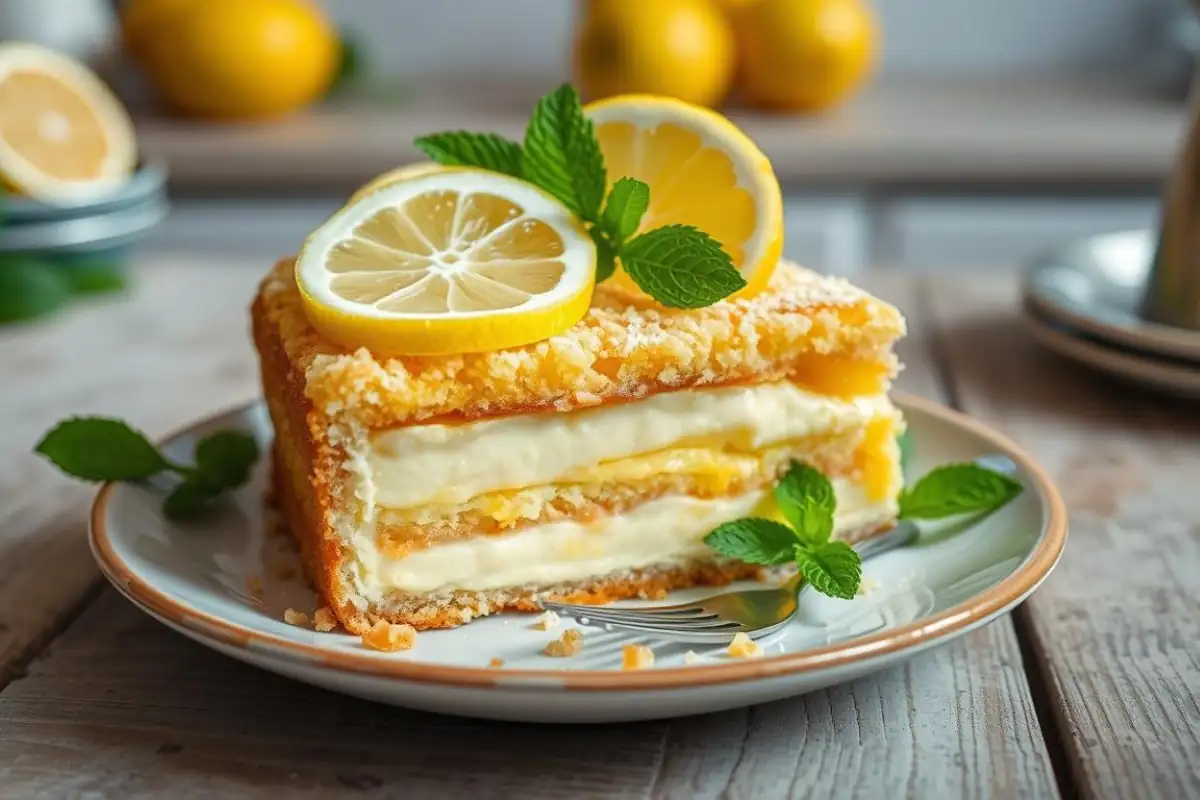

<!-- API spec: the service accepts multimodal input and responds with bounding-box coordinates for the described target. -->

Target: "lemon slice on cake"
[0,42,137,202]
[585,95,783,300]
[296,167,596,356]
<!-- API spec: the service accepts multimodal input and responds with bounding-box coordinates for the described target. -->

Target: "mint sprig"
[705,457,1024,600]
[413,83,746,309]
[898,463,1022,520]
[35,417,259,520]
[706,461,861,600]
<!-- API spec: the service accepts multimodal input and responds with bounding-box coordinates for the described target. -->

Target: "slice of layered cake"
[253,257,905,632]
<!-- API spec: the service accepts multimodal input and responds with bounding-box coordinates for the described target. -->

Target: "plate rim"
[1023,230,1200,361]
[89,392,1068,692]
[1023,307,1200,396]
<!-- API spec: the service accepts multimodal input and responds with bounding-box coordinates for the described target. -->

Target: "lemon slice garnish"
[296,167,596,356]
[0,42,137,202]
[585,94,783,300]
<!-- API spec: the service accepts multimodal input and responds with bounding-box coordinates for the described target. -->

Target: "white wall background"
[324,0,1176,81]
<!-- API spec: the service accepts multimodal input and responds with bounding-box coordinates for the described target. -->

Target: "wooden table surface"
[0,260,1197,799]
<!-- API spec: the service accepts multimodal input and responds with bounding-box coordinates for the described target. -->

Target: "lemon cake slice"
[253,256,905,632]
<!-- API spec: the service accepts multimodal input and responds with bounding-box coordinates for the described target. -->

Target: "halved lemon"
[296,168,596,356]
[585,94,783,300]
[0,42,137,202]
[347,161,448,204]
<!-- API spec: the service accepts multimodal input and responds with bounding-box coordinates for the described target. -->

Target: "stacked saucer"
[1022,229,1200,399]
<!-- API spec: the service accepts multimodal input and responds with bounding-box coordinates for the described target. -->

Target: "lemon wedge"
[585,94,783,300]
[296,168,596,356]
[0,42,137,201]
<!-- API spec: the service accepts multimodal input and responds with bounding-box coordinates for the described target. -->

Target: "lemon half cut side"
[296,168,597,357]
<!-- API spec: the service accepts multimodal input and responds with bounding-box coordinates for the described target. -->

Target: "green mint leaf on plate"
[794,541,862,600]
[414,131,524,178]
[600,177,649,245]
[899,463,1022,520]
[522,84,606,221]
[0,259,71,323]
[195,431,259,490]
[774,461,835,543]
[163,478,222,520]
[591,227,618,282]
[619,225,746,308]
[35,417,170,482]
[705,518,799,566]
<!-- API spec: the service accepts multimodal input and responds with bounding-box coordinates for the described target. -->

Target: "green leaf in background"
[35,417,171,482]
[0,260,71,323]
[331,28,365,91]
[897,428,914,475]
[415,132,525,178]
[899,463,1023,520]
[704,518,799,566]
[619,225,746,308]
[54,258,127,295]
[794,541,862,600]
[522,84,606,221]
[194,430,259,490]
[599,177,650,245]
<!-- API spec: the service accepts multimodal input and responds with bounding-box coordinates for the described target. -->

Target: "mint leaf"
[795,541,862,600]
[591,228,618,282]
[55,259,127,294]
[195,431,259,490]
[620,225,746,308]
[899,463,1022,520]
[705,518,799,565]
[163,478,222,520]
[0,260,70,323]
[522,84,606,220]
[415,131,524,178]
[774,461,835,542]
[35,417,170,482]
[600,177,649,244]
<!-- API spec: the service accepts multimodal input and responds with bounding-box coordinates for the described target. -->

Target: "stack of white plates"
[1022,229,1200,400]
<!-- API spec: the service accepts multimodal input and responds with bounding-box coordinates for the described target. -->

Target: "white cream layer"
[364,382,893,510]
[352,480,895,597]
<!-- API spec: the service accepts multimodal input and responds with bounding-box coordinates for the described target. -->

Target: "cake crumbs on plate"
[313,606,338,632]
[487,657,505,668]
[532,610,560,631]
[361,621,417,652]
[728,632,763,659]
[544,628,584,657]
[857,576,882,597]
[282,608,309,627]
[638,587,669,601]
[622,644,654,670]
[683,650,704,665]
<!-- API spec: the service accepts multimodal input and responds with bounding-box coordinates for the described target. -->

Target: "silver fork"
[541,454,1019,643]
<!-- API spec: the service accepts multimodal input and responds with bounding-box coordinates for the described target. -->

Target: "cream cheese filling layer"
[351,480,896,598]
[364,381,894,510]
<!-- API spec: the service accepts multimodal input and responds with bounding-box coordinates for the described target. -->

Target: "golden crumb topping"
[727,632,763,659]
[254,258,904,428]
[282,608,309,627]
[313,606,339,632]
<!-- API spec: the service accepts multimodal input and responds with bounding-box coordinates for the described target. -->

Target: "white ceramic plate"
[1023,229,1200,362]
[1024,306,1200,400]
[90,395,1066,724]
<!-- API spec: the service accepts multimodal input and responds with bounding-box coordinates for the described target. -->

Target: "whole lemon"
[119,0,199,69]
[153,0,338,120]
[574,0,735,108]
[733,0,877,112]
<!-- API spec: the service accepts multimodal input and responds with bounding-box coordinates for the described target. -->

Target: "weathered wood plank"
[927,274,1200,800]
[0,260,263,688]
